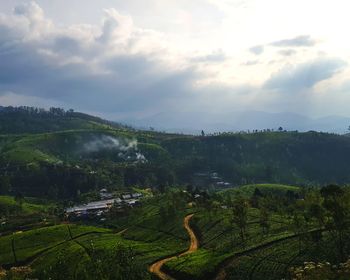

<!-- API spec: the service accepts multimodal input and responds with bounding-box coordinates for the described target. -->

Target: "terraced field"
[163,204,305,280]
[222,232,339,280]
[0,195,192,279]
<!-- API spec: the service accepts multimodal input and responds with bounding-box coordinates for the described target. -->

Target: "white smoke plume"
[83,135,147,163]
[84,135,137,152]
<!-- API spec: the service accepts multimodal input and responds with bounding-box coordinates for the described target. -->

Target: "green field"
[0,196,51,215]
[0,193,193,279]
[163,206,295,279]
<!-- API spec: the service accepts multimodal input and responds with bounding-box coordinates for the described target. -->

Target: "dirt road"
[149,214,198,280]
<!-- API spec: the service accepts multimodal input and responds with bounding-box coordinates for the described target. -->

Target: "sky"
[1,0,350,130]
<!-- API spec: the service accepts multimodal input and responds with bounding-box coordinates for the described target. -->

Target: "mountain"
[124,111,350,134]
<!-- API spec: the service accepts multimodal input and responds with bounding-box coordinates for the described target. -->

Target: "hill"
[2,107,350,198]
[0,106,126,134]
[162,131,350,186]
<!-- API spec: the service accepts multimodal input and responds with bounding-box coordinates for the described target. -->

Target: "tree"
[0,176,11,194]
[291,210,308,253]
[231,197,249,246]
[251,187,263,207]
[201,130,205,137]
[320,185,350,261]
[259,206,270,236]
[14,193,24,210]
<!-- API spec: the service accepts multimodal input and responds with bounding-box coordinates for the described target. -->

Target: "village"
[65,188,144,220]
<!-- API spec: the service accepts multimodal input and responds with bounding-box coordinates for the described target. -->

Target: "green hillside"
[2,186,350,280]
[0,106,124,134]
[220,184,301,198]
[2,107,350,199]
[0,193,192,280]
[0,196,49,215]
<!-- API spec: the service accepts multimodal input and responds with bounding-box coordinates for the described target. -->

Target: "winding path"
[149,214,198,280]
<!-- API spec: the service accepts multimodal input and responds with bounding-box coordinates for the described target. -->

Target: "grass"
[0,224,111,265]
[2,189,337,280]
[0,196,51,215]
[163,206,298,279]
[1,147,58,164]
[0,128,168,165]
[224,233,340,280]
[0,195,191,279]
[220,184,301,198]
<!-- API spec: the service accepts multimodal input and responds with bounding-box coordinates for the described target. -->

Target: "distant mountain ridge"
[124,111,350,134]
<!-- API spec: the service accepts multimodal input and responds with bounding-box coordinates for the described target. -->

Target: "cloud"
[242,60,259,66]
[249,45,264,55]
[278,49,297,56]
[264,58,347,92]
[1,1,350,130]
[97,9,133,44]
[270,35,316,47]
[0,2,198,115]
[191,49,226,63]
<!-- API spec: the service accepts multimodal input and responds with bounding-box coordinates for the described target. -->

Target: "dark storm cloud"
[0,2,198,113]
[264,58,347,92]
[0,42,196,112]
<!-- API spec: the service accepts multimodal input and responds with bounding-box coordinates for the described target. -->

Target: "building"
[65,193,143,218]
[99,188,113,199]
[66,198,118,216]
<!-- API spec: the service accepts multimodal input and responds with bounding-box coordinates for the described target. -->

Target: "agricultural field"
[163,206,295,279]
[1,184,350,279]
[0,196,52,215]
[0,193,192,279]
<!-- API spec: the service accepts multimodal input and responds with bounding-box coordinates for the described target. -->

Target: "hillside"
[1,107,350,199]
[2,186,350,280]
[0,106,125,134]
[1,108,350,279]
[219,184,301,198]
[162,131,350,186]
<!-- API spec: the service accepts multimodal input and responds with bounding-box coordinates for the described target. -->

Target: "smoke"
[83,135,147,163]
[84,135,137,152]
[136,152,147,163]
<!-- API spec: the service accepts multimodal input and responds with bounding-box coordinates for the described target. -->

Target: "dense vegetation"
[1,184,350,279]
[2,106,350,279]
[0,106,125,134]
[2,107,350,200]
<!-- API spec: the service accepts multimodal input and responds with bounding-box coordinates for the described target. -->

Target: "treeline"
[0,161,176,199]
